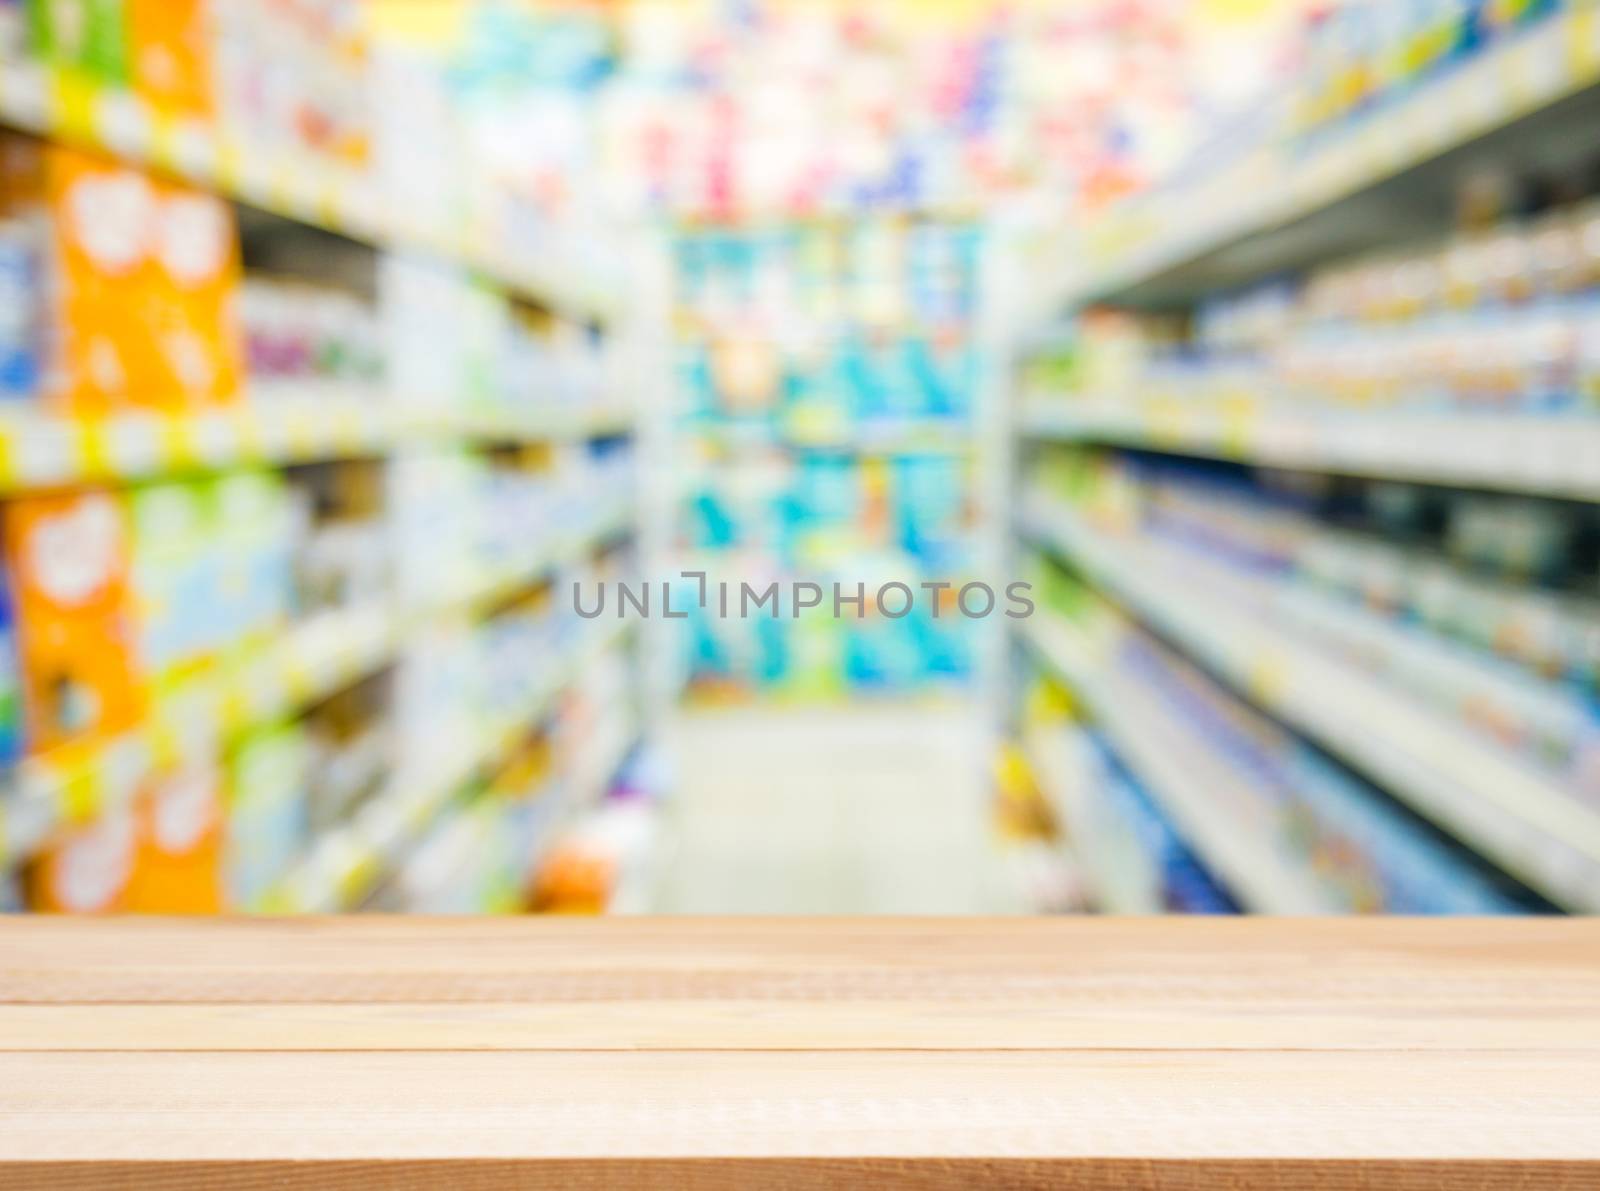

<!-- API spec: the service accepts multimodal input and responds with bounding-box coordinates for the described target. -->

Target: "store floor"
[649,703,1008,914]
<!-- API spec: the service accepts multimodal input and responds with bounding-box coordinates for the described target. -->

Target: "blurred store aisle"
[652,705,1004,914]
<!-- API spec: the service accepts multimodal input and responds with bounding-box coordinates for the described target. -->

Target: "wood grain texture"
[0,918,1597,1189]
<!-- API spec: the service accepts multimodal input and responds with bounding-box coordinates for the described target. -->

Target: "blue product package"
[909,608,970,679]
[754,611,789,685]
[0,564,21,765]
[1084,733,1237,914]
[903,336,949,418]
[836,335,886,421]
[797,455,858,527]
[0,229,38,400]
[678,344,717,417]
[1288,748,1528,914]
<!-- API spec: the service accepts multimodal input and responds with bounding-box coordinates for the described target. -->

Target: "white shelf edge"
[1022,497,1600,911]
[1035,9,1600,314]
[1021,615,1341,914]
[1018,400,1600,501]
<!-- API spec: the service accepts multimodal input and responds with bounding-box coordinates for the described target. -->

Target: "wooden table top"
[0,917,1597,1189]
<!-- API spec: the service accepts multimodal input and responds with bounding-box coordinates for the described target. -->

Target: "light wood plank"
[0,918,1596,1187]
[2,917,1593,997]
[0,998,1597,1052]
[7,1158,1597,1190]
[1,1049,1598,1162]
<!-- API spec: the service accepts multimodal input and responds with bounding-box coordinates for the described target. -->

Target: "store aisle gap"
[652,705,1005,914]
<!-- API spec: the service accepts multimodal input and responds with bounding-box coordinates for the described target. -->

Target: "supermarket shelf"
[0,502,633,870]
[1021,496,1600,911]
[1022,616,1341,914]
[520,710,643,892]
[415,500,633,618]
[1036,8,1600,312]
[454,404,636,444]
[1019,723,1165,915]
[0,58,619,322]
[1019,399,1600,501]
[267,619,639,912]
[687,418,975,456]
[0,401,636,494]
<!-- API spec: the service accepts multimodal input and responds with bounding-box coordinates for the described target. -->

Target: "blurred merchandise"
[4,0,1600,923]
[0,3,645,914]
[1020,559,1534,915]
[672,221,981,697]
[1027,191,1600,419]
[0,133,243,412]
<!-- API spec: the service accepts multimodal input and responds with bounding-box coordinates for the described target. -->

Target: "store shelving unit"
[1019,402,1600,502]
[0,502,633,873]
[0,55,619,322]
[685,419,976,458]
[267,618,638,913]
[663,219,988,702]
[1028,5,1600,317]
[0,400,636,494]
[1020,497,1600,912]
[1021,615,1339,914]
[0,30,648,913]
[1010,6,1600,915]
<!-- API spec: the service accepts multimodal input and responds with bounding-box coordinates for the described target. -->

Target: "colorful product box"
[3,489,145,754]
[145,172,242,406]
[0,218,38,400]
[25,0,131,88]
[0,0,24,59]
[212,469,296,647]
[124,478,217,687]
[0,563,22,766]
[128,0,214,121]
[26,802,139,912]
[2,139,241,412]
[124,471,295,701]
[225,721,309,910]
[126,757,224,912]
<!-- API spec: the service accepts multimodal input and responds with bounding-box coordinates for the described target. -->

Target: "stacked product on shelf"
[1065,453,1600,775]
[1025,182,1600,429]
[532,743,672,915]
[1293,0,1569,139]
[1019,669,1237,915]
[0,3,644,915]
[0,0,622,313]
[1036,0,1600,317]
[602,0,1241,224]
[1014,0,1600,916]
[672,221,981,698]
[1019,551,1538,915]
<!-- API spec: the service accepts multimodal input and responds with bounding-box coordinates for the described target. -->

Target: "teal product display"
[674,221,982,697]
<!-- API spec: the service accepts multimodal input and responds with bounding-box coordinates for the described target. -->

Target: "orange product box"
[26,803,140,913]
[128,0,215,122]
[19,142,241,411]
[3,489,147,753]
[33,143,166,411]
[147,176,243,407]
[127,759,224,913]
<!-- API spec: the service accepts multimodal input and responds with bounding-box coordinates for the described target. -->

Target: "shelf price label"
[50,72,99,146]
[0,60,51,128]
[12,419,77,487]
[148,115,212,181]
